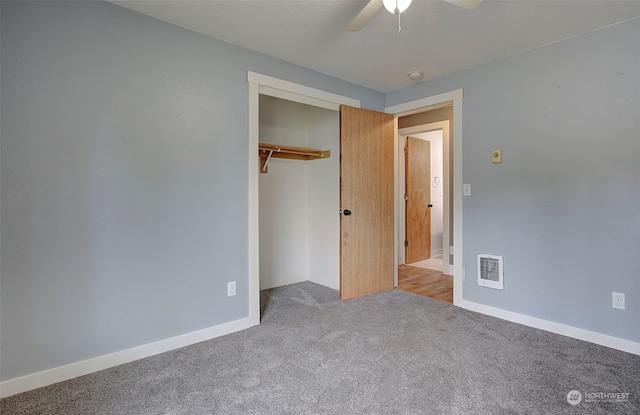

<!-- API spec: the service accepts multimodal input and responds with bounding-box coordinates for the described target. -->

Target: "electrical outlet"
[612,292,625,310]
[227,281,236,297]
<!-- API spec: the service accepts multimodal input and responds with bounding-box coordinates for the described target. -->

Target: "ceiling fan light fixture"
[383,0,412,14]
[408,71,423,81]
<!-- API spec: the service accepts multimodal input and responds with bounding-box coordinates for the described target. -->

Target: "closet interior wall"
[258,95,340,290]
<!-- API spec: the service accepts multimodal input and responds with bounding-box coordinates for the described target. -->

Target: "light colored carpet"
[2,281,639,414]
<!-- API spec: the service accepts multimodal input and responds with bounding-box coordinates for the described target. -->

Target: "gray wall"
[388,18,640,342]
[0,1,383,381]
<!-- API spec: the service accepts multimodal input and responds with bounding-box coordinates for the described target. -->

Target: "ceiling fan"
[346,0,484,32]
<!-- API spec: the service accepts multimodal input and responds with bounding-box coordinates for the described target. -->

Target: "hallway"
[397,264,453,303]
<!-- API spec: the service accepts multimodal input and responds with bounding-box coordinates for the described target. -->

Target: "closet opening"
[258,95,340,316]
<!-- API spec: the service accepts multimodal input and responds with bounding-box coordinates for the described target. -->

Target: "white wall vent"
[477,254,504,290]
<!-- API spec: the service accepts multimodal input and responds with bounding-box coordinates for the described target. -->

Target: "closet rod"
[258,142,331,174]
[258,144,327,158]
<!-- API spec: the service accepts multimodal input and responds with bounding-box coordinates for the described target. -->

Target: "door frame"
[247,72,360,326]
[398,124,449,274]
[386,90,463,306]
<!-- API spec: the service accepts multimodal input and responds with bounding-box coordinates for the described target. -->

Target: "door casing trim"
[386,90,463,305]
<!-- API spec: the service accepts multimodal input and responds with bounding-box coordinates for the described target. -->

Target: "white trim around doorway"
[386,89,464,306]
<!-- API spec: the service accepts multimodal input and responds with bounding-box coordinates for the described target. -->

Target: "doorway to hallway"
[398,119,451,275]
[395,105,454,304]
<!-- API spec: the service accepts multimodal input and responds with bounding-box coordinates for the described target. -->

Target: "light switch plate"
[463,184,471,196]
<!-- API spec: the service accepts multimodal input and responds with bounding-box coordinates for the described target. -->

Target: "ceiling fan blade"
[346,0,383,32]
[443,0,484,9]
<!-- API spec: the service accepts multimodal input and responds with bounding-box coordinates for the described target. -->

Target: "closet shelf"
[259,142,331,173]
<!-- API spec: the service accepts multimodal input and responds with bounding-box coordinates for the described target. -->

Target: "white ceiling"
[109,0,640,92]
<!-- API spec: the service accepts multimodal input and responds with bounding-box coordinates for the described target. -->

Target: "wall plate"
[492,149,502,163]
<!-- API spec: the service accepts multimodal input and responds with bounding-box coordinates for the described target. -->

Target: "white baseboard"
[0,317,250,398]
[461,300,640,355]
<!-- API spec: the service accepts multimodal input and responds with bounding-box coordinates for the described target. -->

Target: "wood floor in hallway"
[398,264,453,303]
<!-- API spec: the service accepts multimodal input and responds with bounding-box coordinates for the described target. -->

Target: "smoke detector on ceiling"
[408,71,423,81]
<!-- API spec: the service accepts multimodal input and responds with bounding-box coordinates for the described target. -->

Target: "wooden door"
[405,136,431,264]
[339,105,394,300]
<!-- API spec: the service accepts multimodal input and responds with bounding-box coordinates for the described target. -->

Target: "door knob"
[343,209,352,216]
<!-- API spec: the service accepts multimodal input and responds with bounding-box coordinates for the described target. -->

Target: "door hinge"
[404,240,408,247]
[404,194,408,201]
